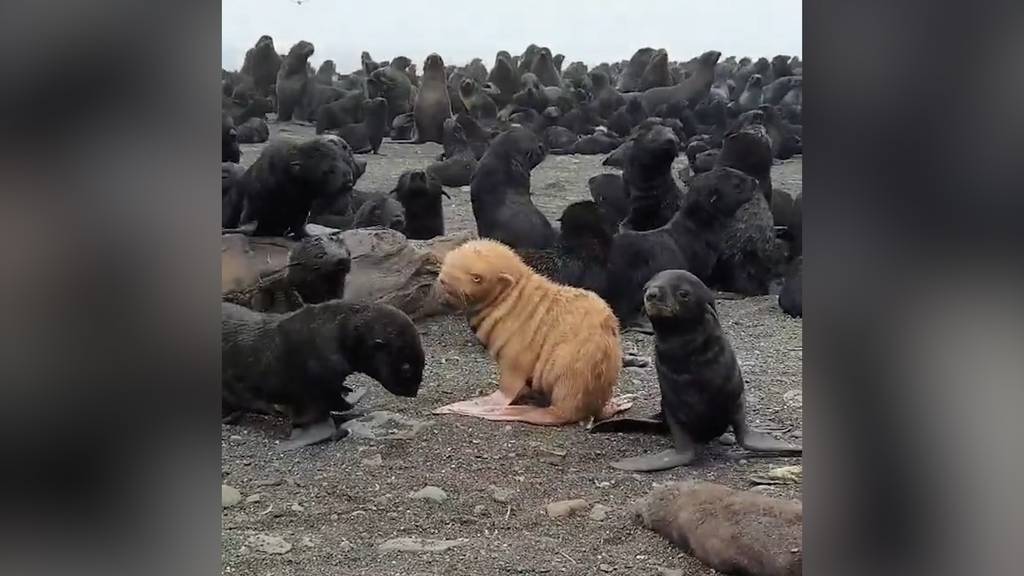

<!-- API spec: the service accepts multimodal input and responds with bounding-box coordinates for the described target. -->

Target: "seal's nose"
[644,286,662,303]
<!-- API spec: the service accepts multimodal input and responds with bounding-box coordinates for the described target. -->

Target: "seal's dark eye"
[677,290,690,300]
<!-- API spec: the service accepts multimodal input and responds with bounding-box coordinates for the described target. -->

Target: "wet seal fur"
[222,301,424,450]
[592,269,802,470]
[634,481,802,576]
[433,239,632,425]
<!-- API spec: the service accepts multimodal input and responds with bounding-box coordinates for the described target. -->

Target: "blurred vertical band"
[0,1,221,575]
[808,1,1024,575]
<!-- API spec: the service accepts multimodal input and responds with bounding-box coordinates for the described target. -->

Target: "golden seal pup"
[434,238,632,425]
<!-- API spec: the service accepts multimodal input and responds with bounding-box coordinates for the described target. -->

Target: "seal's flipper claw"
[589,416,668,434]
[277,418,339,451]
[609,448,696,472]
[738,429,803,454]
[330,410,368,426]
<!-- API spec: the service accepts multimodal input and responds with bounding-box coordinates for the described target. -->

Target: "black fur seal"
[276,41,315,122]
[222,301,425,450]
[413,53,453,144]
[591,270,802,470]
[470,126,554,249]
[618,47,656,92]
[640,50,721,113]
[639,49,671,91]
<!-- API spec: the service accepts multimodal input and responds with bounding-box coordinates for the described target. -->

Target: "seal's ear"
[372,338,386,348]
[289,160,302,174]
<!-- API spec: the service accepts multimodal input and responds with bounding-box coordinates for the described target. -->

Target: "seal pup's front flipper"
[277,418,346,451]
[609,413,700,471]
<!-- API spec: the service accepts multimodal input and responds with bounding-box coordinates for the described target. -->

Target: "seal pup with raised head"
[470,126,555,250]
[413,53,453,144]
[591,269,802,470]
[640,50,721,113]
[433,239,633,425]
[276,40,315,122]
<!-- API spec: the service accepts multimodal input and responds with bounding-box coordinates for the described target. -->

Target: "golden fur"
[436,238,624,424]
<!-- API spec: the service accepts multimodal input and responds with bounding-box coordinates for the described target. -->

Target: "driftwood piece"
[222,230,351,313]
[222,225,475,318]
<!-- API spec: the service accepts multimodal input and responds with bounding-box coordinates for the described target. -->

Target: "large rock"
[335,226,474,319]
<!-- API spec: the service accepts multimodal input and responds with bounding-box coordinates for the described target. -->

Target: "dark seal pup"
[413,53,452,144]
[233,136,356,238]
[391,169,449,240]
[591,270,802,471]
[222,301,425,450]
[334,97,389,154]
[621,121,682,232]
[276,40,315,122]
[470,126,554,250]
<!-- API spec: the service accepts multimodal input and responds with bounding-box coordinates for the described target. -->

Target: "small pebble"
[222,485,242,508]
[361,454,383,467]
[410,486,448,502]
[290,503,304,512]
[599,563,614,572]
[489,485,513,503]
[247,534,292,555]
[244,493,264,504]
[545,499,589,518]
[589,504,611,521]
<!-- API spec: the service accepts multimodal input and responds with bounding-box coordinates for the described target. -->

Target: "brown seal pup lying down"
[433,238,633,425]
[634,481,802,576]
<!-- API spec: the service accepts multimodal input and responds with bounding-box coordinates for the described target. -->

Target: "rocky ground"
[223,122,803,576]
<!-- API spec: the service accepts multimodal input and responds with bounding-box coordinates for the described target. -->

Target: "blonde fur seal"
[434,238,632,425]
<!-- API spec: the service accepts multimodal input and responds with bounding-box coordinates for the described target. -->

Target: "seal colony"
[223,36,802,576]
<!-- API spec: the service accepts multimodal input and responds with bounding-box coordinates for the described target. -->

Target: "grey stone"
[489,485,513,503]
[222,485,242,508]
[589,504,611,521]
[410,486,448,502]
[341,411,432,440]
[361,454,383,467]
[247,534,292,554]
[378,537,468,552]
[545,499,589,518]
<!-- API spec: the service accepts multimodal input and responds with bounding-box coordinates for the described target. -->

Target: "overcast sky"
[223,0,801,72]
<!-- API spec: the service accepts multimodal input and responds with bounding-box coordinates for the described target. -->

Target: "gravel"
[224,122,803,575]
